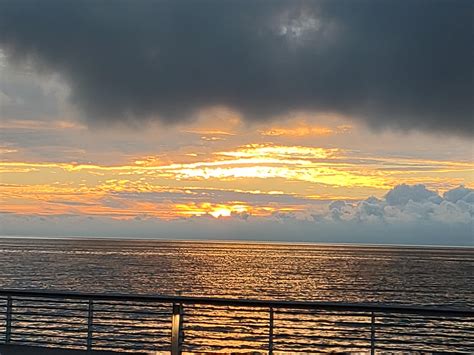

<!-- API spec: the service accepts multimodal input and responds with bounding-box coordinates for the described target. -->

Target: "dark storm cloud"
[0,0,472,135]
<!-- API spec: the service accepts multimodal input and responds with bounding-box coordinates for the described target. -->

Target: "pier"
[0,289,473,354]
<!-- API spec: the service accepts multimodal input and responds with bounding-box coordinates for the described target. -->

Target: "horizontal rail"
[0,289,472,354]
[0,289,471,316]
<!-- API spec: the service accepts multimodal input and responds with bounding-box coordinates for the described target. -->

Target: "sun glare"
[209,208,232,218]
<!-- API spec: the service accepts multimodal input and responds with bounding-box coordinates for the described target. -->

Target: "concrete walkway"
[0,345,146,355]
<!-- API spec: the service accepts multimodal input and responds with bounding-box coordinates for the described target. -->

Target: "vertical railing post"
[268,307,274,355]
[171,303,183,355]
[86,299,94,351]
[370,311,376,355]
[5,295,12,344]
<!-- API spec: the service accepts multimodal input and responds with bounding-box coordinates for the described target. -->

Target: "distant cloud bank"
[0,0,472,136]
[326,184,473,225]
[1,185,472,246]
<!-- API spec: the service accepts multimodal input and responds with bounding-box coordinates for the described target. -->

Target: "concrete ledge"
[0,344,142,355]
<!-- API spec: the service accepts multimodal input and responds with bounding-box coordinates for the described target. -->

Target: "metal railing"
[0,289,473,353]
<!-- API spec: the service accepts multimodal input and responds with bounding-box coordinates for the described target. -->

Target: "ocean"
[1,238,472,307]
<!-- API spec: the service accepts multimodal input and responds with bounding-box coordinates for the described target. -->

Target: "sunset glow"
[0,0,472,244]
[1,132,472,220]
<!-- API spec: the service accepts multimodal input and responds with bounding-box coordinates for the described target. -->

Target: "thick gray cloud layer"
[0,0,472,135]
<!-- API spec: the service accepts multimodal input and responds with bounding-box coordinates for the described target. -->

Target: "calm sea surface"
[1,238,472,307]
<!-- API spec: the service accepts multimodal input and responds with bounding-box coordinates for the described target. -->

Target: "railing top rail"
[0,289,472,317]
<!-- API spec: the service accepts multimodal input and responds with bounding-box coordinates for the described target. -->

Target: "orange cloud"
[1,142,472,219]
[259,116,352,137]
[261,126,334,137]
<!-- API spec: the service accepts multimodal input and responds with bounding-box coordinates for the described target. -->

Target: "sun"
[209,208,232,218]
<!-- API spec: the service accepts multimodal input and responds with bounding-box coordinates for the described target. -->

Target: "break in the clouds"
[0,0,472,135]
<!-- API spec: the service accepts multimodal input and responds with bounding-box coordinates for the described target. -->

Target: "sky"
[0,0,473,245]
